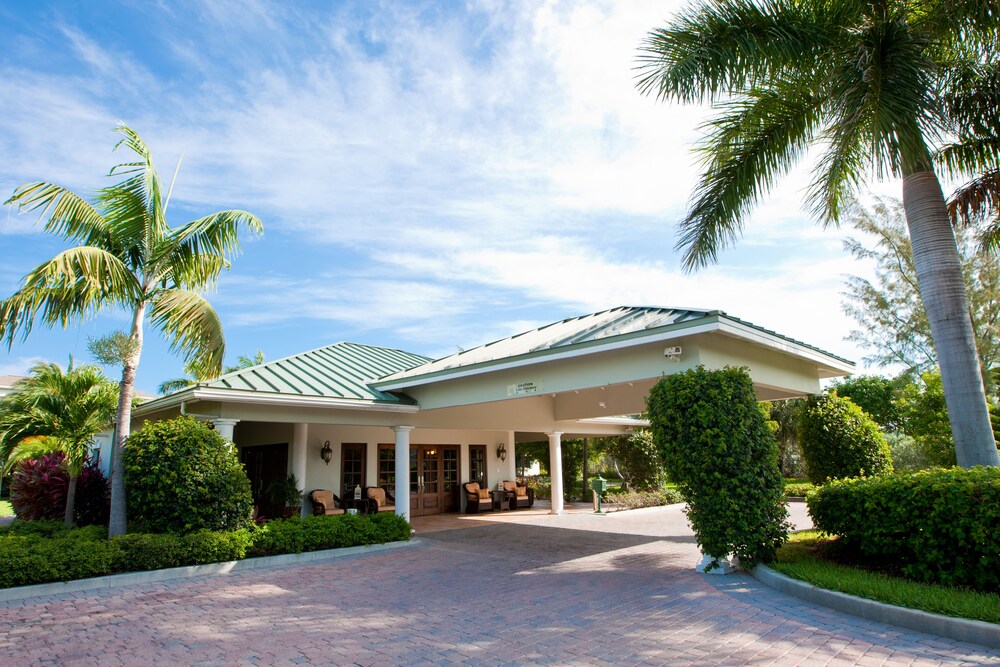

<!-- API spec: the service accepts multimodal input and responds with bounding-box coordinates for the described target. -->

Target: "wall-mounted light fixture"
[496,442,507,462]
[321,440,333,465]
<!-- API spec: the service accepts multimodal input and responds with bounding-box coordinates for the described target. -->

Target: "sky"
[0,0,893,394]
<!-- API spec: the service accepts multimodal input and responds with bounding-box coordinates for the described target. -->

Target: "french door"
[409,445,459,516]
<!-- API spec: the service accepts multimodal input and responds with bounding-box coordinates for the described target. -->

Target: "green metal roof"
[197,342,430,403]
[374,306,854,388]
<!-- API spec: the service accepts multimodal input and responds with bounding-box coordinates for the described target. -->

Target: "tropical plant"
[267,473,302,517]
[636,0,1000,468]
[0,361,118,525]
[0,124,263,535]
[9,452,109,526]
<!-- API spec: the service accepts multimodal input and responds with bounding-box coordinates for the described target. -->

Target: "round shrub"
[9,453,109,525]
[123,416,253,533]
[647,366,789,568]
[798,394,892,484]
[807,467,1000,591]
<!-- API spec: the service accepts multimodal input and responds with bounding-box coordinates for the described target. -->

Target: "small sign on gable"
[507,380,543,397]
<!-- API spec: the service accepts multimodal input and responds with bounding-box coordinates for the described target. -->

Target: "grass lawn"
[0,501,12,517]
[771,531,1000,625]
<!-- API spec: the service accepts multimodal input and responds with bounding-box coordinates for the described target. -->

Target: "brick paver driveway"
[1,504,998,666]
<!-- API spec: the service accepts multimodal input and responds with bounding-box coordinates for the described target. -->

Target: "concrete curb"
[0,538,421,604]
[750,563,1000,649]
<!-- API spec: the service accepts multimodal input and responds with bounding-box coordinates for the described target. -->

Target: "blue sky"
[0,0,885,394]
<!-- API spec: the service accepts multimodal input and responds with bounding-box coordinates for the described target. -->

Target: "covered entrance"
[409,445,459,517]
[239,443,288,519]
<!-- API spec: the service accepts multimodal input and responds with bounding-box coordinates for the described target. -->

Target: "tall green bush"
[647,366,789,568]
[123,417,253,533]
[798,394,892,484]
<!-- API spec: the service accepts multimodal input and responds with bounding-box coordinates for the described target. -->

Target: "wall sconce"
[496,442,507,462]
[321,440,333,465]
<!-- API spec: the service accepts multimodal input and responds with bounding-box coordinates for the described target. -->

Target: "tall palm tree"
[1,125,263,534]
[636,0,1000,467]
[0,361,118,526]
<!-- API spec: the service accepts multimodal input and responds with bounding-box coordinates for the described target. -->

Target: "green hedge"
[0,513,411,589]
[807,467,1000,592]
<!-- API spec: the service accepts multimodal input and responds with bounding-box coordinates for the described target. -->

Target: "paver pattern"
[1,504,998,666]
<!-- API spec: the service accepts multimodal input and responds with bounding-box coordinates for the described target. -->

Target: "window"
[341,443,366,498]
[470,444,486,488]
[377,444,395,496]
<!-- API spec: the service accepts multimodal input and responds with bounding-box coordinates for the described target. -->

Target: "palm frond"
[157,377,196,395]
[3,182,116,250]
[150,209,263,287]
[677,81,821,269]
[635,0,840,104]
[148,289,225,378]
[0,247,142,347]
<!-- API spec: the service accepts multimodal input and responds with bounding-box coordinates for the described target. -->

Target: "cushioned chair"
[365,486,395,513]
[502,480,534,510]
[309,489,346,516]
[463,482,494,513]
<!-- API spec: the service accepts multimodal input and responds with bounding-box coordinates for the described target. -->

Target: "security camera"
[664,346,682,358]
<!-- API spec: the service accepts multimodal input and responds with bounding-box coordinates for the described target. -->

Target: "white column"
[292,423,308,518]
[547,431,564,515]
[508,430,517,479]
[394,426,413,521]
[212,418,240,443]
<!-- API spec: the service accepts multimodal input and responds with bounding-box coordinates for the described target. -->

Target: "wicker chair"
[502,480,534,510]
[364,486,396,513]
[463,482,494,513]
[309,489,346,516]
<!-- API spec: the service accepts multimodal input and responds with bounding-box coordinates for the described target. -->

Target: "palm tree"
[1,125,263,534]
[157,349,265,394]
[636,0,1000,467]
[0,361,118,526]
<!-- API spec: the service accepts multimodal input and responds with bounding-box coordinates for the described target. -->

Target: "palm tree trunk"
[903,171,1000,467]
[64,475,78,527]
[108,303,146,537]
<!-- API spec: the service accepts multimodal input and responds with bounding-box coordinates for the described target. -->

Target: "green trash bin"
[592,475,607,513]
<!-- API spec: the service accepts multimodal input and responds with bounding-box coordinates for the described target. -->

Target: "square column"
[394,426,413,521]
[547,431,564,515]
[292,423,308,518]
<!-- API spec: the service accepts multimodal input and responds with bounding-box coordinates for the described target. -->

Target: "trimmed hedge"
[647,366,789,568]
[606,489,683,511]
[0,513,410,589]
[807,467,1000,592]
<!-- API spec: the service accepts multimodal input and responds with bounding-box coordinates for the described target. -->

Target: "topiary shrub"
[123,416,253,533]
[647,366,789,569]
[798,394,893,484]
[807,467,1000,592]
[9,453,109,525]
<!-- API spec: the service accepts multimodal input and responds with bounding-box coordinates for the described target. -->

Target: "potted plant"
[267,474,302,519]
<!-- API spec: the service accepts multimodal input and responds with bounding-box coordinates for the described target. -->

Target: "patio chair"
[463,481,494,513]
[502,480,534,510]
[309,489,346,516]
[364,486,395,513]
